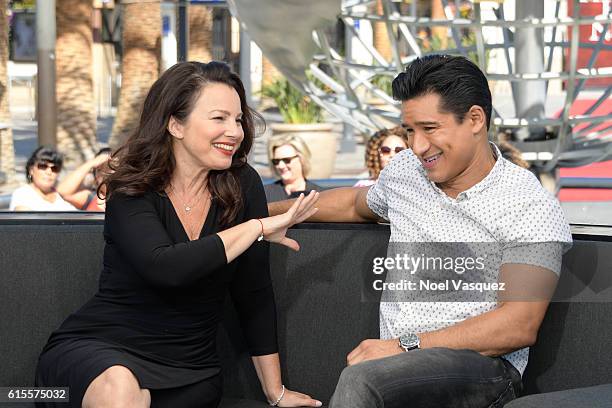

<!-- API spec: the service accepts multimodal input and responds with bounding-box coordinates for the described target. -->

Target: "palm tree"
[109,0,161,149]
[373,0,392,62]
[56,0,97,164]
[188,4,212,62]
[262,56,281,88]
[0,0,16,184]
[431,0,448,49]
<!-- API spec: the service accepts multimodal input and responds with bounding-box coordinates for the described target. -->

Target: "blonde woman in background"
[354,126,409,187]
[265,134,322,202]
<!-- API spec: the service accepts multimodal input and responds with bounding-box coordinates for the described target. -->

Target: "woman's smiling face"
[170,82,245,171]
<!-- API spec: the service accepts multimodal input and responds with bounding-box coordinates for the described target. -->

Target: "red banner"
[567,0,612,88]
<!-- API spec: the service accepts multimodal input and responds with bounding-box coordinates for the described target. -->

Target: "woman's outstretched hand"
[260,190,319,251]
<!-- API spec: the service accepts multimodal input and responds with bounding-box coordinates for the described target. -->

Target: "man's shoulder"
[494,161,570,243]
[378,149,423,185]
[392,148,421,169]
[495,160,554,203]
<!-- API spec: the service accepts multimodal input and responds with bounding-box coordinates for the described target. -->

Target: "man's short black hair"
[392,54,492,130]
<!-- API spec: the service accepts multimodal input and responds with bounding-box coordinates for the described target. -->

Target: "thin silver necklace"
[171,186,206,214]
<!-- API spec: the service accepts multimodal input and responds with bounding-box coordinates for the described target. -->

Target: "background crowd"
[7,126,534,212]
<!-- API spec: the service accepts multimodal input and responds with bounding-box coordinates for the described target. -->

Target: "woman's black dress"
[35,165,277,407]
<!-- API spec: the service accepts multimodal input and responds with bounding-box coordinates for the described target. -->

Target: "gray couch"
[1,215,611,407]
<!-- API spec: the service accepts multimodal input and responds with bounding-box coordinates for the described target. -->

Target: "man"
[269,55,572,407]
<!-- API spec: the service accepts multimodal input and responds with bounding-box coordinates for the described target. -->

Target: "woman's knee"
[82,365,150,408]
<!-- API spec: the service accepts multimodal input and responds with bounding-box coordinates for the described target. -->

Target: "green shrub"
[371,74,393,96]
[261,77,323,124]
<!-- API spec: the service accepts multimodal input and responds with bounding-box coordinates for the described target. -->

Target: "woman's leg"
[149,375,222,408]
[82,365,151,408]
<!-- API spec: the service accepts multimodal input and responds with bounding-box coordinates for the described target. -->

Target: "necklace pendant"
[185,206,191,212]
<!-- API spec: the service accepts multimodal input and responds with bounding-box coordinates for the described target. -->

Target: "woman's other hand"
[276,387,322,407]
[260,190,318,251]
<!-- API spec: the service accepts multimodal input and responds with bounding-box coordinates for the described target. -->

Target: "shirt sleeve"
[500,195,572,276]
[229,166,278,356]
[366,168,390,220]
[502,242,565,276]
[104,193,228,288]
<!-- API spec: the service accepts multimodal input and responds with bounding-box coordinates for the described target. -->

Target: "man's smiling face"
[401,92,481,185]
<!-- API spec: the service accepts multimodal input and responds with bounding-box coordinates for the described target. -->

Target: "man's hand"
[347,339,403,366]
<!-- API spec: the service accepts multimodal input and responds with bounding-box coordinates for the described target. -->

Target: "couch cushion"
[219,397,270,408]
[216,225,389,403]
[505,384,612,408]
[522,240,612,395]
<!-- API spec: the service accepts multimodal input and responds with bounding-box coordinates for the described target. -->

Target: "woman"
[35,61,322,408]
[264,134,322,202]
[56,148,111,211]
[354,126,409,187]
[9,146,77,211]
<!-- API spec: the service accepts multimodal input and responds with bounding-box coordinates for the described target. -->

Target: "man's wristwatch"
[398,333,420,352]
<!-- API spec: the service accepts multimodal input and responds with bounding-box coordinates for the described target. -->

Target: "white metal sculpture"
[229,0,611,175]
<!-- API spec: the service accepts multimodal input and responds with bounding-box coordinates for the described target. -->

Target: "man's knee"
[337,362,377,391]
[83,365,150,408]
[331,363,384,408]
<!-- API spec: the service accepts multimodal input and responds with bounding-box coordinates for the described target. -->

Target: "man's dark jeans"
[328,348,522,408]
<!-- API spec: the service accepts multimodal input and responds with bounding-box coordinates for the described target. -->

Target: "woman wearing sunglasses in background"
[354,126,409,187]
[9,146,77,211]
[264,134,322,202]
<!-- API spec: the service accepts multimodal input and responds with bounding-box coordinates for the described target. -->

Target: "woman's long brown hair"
[102,61,262,226]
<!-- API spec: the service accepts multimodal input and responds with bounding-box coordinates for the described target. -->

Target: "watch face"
[400,333,419,349]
